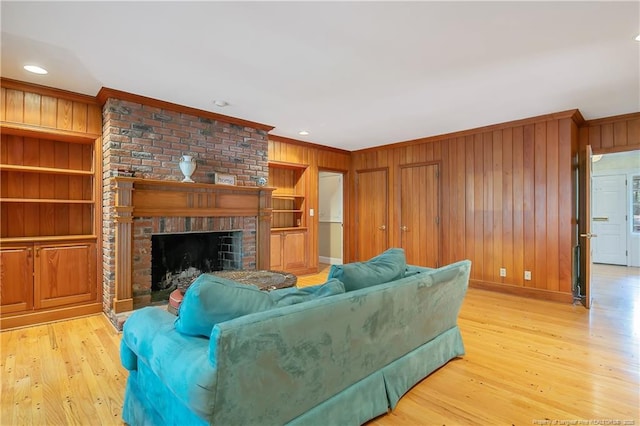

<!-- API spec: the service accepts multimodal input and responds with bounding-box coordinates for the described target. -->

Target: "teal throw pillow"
[268,278,345,307]
[175,274,275,338]
[327,248,407,292]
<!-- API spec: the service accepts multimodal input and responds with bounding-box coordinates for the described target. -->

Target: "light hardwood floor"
[1,264,638,425]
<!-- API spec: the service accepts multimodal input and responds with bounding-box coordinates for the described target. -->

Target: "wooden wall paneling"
[512,126,525,287]
[533,123,548,289]
[56,99,74,131]
[39,139,56,236]
[613,121,627,147]
[440,140,451,264]
[558,119,574,294]
[581,113,640,153]
[490,131,502,285]
[6,136,24,237]
[23,138,41,237]
[72,101,88,133]
[522,125,535,288]
[464,135,476,274]
[4,89,24,122]
[588,125,602,152]
[501,128,514,284]
[40,96,58,128]
[472,134,484,281]
[480,134,490,280]
[452,137,467,263]
[87,104,102,135]
[68,144,84,235]
[628,117,640,144]
[24,92,41,125]
[1,173,7,237]
[0,87,5,121]
[600,123,614,149]
[545,120,560,292]
[54,141,70,235]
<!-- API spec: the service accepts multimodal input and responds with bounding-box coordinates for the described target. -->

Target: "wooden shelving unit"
[268,161,312,274]
[0,80,103,329]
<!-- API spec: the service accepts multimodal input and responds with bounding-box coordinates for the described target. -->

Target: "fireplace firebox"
[150,230,242,302]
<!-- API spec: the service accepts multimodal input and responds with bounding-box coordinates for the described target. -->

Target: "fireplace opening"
[150,230,242,302]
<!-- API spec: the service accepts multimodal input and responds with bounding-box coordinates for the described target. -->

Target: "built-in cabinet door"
[282,230,307,271]
[400,163,440,267]
[35,242,96,309]
[0,245,34,314]
[355,168,388,261]
[270,233,284,270]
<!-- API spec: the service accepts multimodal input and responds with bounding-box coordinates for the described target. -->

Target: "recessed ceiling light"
[636,34,640,41]
[24,65,48,74]
[213,100,229,107]
[298,130,309,136]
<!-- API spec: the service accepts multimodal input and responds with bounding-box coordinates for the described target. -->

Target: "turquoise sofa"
[120,253,471,425]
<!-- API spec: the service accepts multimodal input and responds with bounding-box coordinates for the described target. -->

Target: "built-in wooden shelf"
[0,235,97,244]
[272,227,308,232]
[273,194,306,199]
[0,121,99,143]
[0,198,93,204]
[0,164,93,175]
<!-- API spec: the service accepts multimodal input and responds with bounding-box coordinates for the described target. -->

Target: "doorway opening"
[318,171,344,265]
[591,150,640,267]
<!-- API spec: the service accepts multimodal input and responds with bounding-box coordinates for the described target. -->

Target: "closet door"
[399,163,440,267]
[355,168,388,261]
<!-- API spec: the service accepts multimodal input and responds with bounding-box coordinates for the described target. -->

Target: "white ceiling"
[2,1,639,151]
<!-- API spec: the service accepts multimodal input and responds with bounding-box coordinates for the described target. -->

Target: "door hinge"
[435,216,440,225]
[435,171,439,178]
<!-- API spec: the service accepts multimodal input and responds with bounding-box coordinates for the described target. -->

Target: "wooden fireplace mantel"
[110,177,274,313]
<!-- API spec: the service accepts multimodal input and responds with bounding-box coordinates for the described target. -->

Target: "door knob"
[580,233,597,239]
[378,225,386,230]
[401,226,408,232]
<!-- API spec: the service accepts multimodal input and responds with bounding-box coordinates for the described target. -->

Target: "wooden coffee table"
[209,269,297,291]
[168,270,297,315]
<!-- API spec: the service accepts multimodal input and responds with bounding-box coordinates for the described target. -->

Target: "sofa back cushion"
[269,278,345,306]
[175,274,275,338]
[327,248,407,292]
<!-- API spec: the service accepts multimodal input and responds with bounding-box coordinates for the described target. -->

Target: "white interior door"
[592,174,627,265]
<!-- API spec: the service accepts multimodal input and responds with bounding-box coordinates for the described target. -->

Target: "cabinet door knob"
[401,226,408,232]
[378,225,386,230]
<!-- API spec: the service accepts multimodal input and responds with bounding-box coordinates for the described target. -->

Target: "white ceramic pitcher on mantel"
[179,155,197,182]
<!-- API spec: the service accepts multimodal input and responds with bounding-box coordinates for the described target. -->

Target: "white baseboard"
[319,256,343,265]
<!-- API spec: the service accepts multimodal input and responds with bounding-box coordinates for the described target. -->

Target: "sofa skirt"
[288,326,464,425]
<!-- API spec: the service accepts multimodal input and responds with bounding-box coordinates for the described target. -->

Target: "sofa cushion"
[175,274,275,338]
[268,278,345,306]
[327,248,407,292]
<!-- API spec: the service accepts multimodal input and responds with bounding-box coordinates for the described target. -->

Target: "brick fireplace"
[99,89,274,325]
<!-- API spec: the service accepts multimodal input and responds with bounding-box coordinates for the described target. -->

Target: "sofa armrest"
[121,306,219,419]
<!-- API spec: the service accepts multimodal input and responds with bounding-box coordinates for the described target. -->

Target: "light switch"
[309,208,314,216]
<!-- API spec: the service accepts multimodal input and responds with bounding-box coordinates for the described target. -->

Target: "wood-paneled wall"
[351,110,582,302]
[268,136,351,272]
[1,79,102,134]
[579,112,640,154]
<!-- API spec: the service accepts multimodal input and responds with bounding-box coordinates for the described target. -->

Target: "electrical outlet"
[499,268,506,277]
[524,271,532,280]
